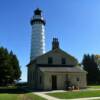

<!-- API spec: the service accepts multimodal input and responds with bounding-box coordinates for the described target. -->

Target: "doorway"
[52,75,57,90]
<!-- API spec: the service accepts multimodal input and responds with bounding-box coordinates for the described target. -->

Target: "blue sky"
[0,0,100,82]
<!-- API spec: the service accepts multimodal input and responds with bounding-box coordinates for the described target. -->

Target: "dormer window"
[48,57,53,64]
[62,58,66,64]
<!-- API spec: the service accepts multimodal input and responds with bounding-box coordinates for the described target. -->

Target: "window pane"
[62,58,66,64]
[48,57,53,64]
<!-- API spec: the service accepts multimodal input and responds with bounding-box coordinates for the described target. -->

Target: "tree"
[0,47,21,86]
[10,51,21,81]
[82,54,100,84]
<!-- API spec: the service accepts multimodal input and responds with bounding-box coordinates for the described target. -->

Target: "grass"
[0,93,46,100]
[87,85,100,89]
[47,90,100,99]
[0,86,46,100]
[26,93,46,100]
[0,94,18,100]
[1,85,100,100]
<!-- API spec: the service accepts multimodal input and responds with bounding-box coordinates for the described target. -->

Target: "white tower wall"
[30,9,46,60]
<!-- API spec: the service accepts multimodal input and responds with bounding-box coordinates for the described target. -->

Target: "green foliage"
[0,47,21,86]
[82,54,100,84]
[9,51,21,81]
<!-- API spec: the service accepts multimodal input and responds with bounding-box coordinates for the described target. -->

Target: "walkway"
[34,89,100,100]
[34,92,60,100]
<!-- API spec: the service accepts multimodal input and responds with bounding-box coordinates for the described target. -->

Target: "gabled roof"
[27,48,78,67]
[37,48,77,61]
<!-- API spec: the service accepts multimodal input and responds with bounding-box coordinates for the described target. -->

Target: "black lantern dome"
[34,8,42,15]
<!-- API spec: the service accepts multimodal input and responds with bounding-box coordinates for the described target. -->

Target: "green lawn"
[26,93,46,100]
[47,90,100,99]
[0,94,18,100]
[1,85,100,100]
[0,87,46,100]
[87,85,100,89]
[0,93,46,100]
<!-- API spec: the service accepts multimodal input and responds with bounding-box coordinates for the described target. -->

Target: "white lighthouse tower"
[30,8,46,61]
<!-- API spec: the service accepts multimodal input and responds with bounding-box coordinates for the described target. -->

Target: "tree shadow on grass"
[0,86,51,94]
[0,86,32,94]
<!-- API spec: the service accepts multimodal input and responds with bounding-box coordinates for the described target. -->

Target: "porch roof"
[39,67,86,73]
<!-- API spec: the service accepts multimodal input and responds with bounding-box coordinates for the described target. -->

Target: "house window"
[32,73,34,80]
[66,74,69,83]
[48,57,53,64]
[62,58,66,64]
[31,72,32,80]
[76,77,80,82]
[66,74,68,80]
[40,76,42,84]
